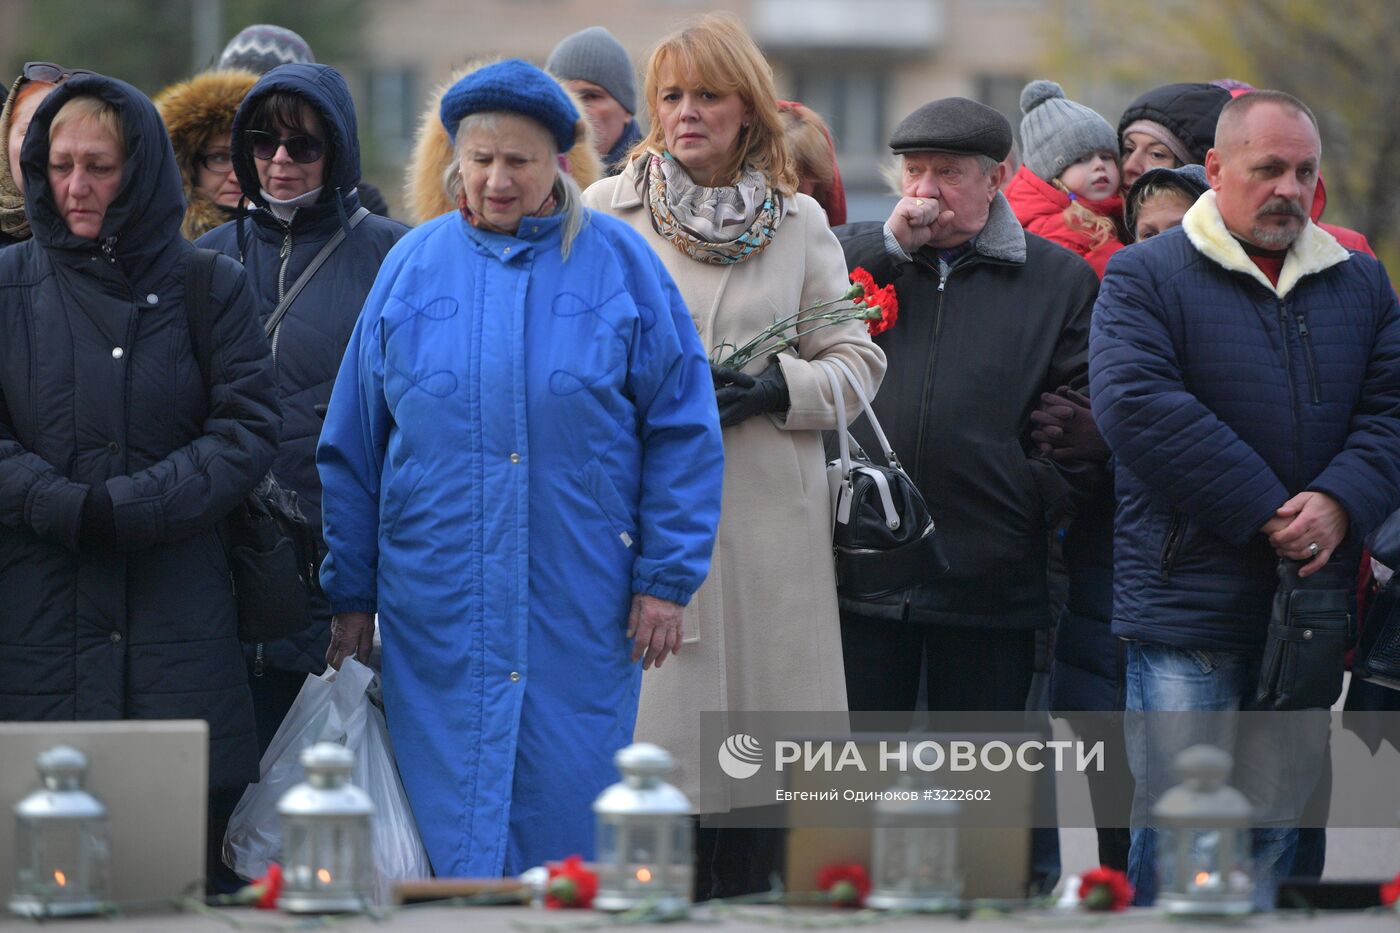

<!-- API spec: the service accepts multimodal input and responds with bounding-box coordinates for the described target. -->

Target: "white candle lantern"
[276,742,374,913]
[9,746,111,918]
[866,778,961,910]
[1152,745,1253,916]
[593,743,691,915]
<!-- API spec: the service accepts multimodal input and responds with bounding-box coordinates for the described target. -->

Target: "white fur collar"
[1181,190,1349,298]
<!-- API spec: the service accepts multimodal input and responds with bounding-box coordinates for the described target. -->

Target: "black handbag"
[1354,508,1400,690]
[184,249,319,643]
[1256,558,1356,710]
[822,357,948,600]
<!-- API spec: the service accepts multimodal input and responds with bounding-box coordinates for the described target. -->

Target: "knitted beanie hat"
[218,24,315,74]
[1017,79,1117,181]
[440,59,582,153]
[545,26,637,115]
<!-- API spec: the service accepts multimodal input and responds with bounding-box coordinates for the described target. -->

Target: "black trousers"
[839,615,1037,712]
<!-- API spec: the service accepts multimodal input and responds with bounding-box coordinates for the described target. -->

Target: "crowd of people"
[1,13,1397,911]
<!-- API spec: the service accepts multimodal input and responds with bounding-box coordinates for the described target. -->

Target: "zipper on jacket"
[1159,512,1186,579]
[912,259,952,473]
[271,226,294,360]
[1295,313,1321,404]
[1277,299,1305,491]
[253,642,265,678]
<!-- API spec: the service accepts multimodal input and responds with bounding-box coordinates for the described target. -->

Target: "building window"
[791,67,890,158]
[975,74,1028,133]
[369,67,416,144]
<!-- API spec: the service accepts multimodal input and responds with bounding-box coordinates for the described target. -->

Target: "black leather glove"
[79,483,118,550]
[713,358,790,428]
[1028,385,1110,463]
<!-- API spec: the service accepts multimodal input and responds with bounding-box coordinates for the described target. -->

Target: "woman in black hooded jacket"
[0,73,280,887]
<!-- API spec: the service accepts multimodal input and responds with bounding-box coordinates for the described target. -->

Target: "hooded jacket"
[836,197,1102,627]
[154,68,258,240]
[1090,192,1400,652]
[403,61,602,224]
[1004,165,1125,278]
[0,74,280,788]
[198,64,407,676]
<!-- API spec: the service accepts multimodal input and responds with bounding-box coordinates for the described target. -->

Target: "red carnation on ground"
[545,855,598,909]
[1078,866,1133,912]
[238,863,283,910]
[816,863,871,908]
[1380,870,1400,906]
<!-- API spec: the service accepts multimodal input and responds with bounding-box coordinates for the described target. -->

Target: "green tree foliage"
[4,0,365,96]
[1045,0,1400,268]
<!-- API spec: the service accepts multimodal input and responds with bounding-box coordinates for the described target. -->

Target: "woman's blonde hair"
[633,12,796,193]
[49,95,124,157]
[1052,178,1118,249]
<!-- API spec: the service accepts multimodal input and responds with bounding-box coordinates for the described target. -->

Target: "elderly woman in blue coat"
[317,60,725,877]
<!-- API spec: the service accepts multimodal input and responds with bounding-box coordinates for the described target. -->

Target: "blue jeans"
[1123,640,1326,910]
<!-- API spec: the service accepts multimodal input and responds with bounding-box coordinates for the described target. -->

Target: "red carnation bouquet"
[711,268,898,370]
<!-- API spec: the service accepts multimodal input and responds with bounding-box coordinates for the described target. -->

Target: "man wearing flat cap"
[835,98,1101,715]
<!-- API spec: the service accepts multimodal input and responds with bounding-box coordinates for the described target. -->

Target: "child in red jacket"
[1005,80,1126,278]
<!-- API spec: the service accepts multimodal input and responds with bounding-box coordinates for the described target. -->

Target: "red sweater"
[1004,165,1125,278]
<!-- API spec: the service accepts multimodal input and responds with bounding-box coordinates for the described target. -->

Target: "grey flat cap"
[889,97,1012,161]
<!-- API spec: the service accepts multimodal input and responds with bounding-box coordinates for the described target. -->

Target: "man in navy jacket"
[1090,90,1400,905]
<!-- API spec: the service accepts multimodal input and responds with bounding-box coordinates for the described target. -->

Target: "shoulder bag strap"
[183,247,221,395]
[264,205,370,339]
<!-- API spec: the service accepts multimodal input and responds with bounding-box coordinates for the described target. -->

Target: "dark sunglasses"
[247,130,325,164]
[22,61,97,84]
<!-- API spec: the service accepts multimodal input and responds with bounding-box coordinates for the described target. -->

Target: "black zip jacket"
[835,195,1101,628]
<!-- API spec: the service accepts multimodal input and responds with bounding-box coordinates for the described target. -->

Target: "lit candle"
[635,868,653,884]
[316,869,332,884]
[53,871,67,887]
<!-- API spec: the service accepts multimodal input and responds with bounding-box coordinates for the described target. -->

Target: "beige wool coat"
[583,161,886,811]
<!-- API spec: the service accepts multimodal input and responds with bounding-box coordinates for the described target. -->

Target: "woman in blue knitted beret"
[317,58,725,877]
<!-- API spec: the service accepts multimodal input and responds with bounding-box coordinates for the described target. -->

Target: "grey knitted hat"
[545,27,636,115]
[1017,79,1117,182]
[218,24,314,75]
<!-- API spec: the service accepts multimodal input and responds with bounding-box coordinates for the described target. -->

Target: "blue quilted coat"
[317,207,724,876]
[1090,192,1400,652]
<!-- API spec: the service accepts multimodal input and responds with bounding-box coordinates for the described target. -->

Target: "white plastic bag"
[223,658,431,902]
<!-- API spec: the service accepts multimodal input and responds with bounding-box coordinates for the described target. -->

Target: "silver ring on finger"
[1308,541,1319,558]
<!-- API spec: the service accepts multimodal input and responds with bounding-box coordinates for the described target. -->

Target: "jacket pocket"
[582,458,637,552]
[1159,511,1187,581]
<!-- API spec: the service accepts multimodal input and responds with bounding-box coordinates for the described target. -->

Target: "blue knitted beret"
[440,59,580,153]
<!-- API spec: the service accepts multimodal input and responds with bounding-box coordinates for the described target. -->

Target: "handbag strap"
[824,356,903,470]
[265,205,369,339]
[183,247,221,396]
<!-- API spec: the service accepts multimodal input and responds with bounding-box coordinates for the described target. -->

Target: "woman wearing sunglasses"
[155,68,257,240]
[197,63,407,752]
[0,73,280,890]
[0,63,90,247]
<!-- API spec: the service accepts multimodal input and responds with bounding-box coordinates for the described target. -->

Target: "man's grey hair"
[881,152,1000,197]
[1215,89,1320,154]
[444,111,587,259]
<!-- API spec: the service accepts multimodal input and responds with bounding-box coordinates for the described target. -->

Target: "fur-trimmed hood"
[154,69,257,240]
[1182,190,1349,299]
[403,60,602,224]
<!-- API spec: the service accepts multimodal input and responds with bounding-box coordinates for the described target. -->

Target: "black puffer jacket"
[0,75,280,788]
[198,64,406,674]
[836,196,1102,628]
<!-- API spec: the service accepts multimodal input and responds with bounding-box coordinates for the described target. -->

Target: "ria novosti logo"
[717,734,765,779]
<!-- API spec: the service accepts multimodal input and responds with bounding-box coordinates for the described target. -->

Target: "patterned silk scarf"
[642,151,782,265]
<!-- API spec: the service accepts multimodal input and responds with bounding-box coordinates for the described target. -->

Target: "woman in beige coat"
[581,13,884,900]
